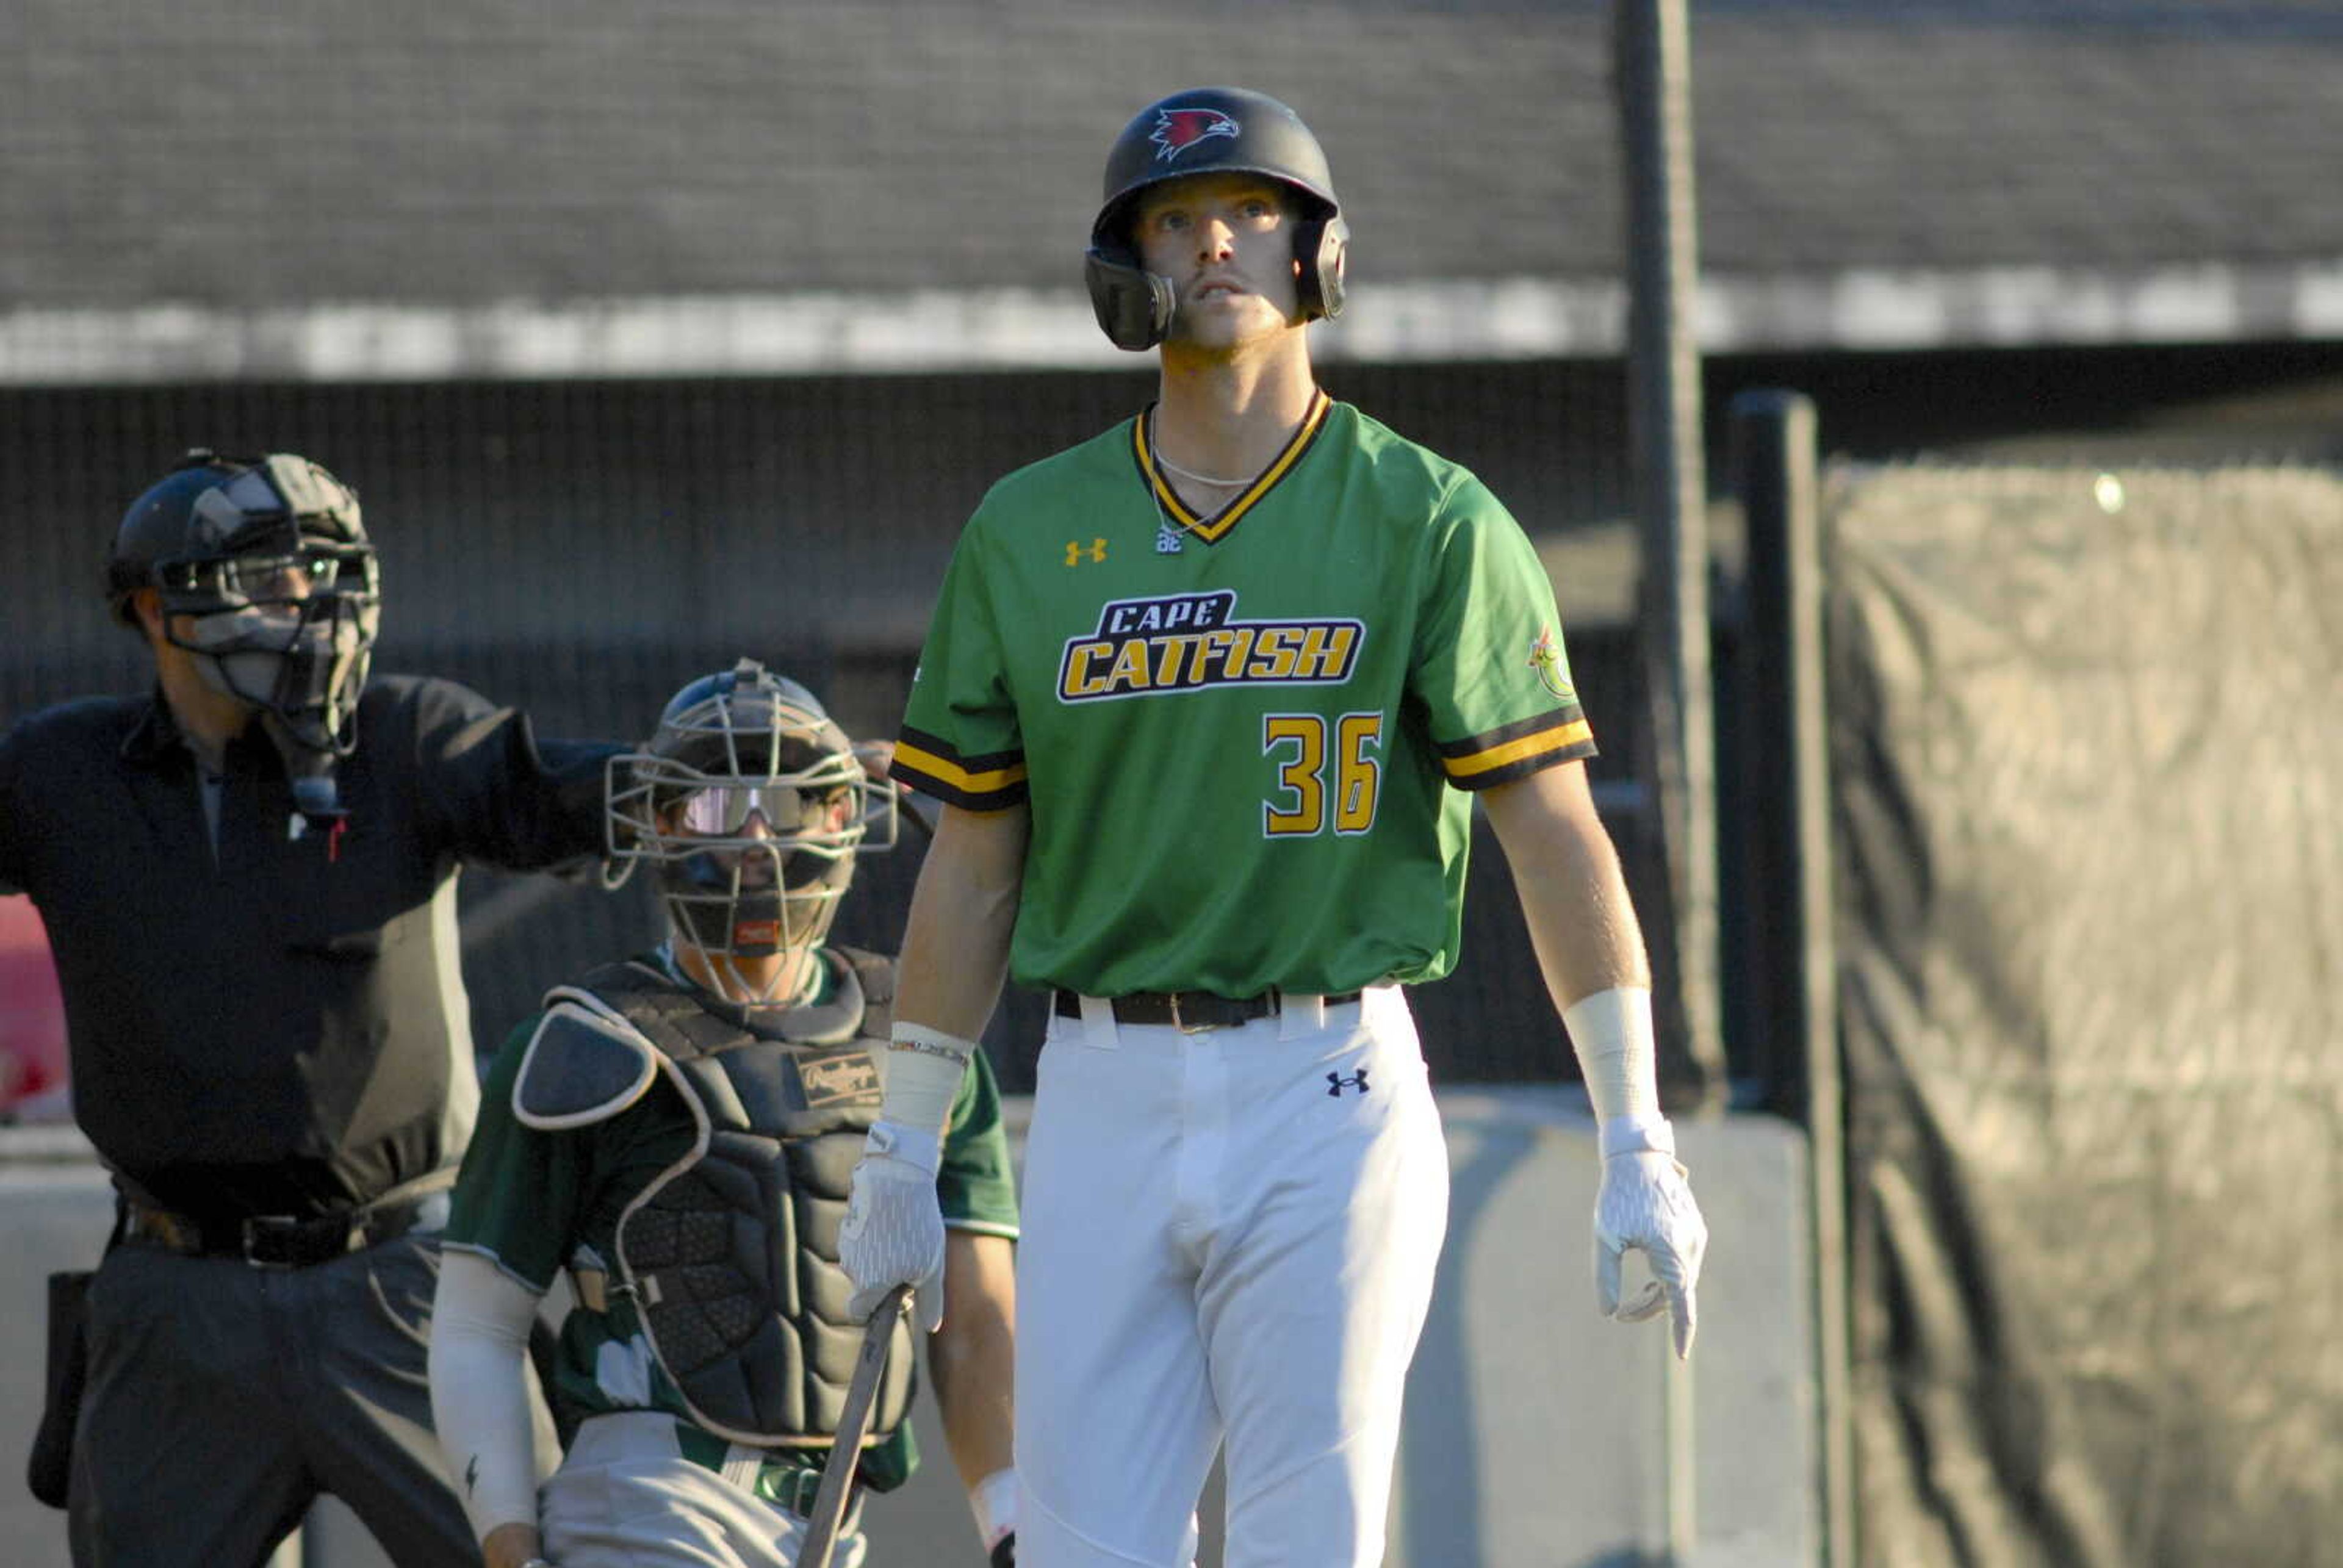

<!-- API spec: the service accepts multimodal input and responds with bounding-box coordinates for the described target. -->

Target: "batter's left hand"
[988,1533,1016,1567]
[1592,1120,1708,1358]
[841,1120,948,1332]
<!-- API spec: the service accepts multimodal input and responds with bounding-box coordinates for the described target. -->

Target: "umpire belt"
[122,1189,449,1269]
[1054,987,1361,1032]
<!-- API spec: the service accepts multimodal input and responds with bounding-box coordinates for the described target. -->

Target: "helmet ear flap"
[1297,214,1349,323]
[1086,213,1345,349]
[1084,248,1177,351]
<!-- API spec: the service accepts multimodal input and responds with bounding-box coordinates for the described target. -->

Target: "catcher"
[428,660,1020,1568]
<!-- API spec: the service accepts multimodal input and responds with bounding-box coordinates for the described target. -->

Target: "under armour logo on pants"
[1326,1069,1369,1097]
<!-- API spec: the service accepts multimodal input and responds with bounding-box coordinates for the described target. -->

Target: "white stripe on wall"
[2,261,2338,384]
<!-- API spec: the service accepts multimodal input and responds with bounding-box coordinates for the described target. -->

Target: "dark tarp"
[1826,463,2343,1567]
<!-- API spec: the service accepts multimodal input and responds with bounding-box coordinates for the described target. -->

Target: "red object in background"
[0,894,70,1117]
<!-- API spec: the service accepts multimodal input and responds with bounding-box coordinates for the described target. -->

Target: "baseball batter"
[841,88,1707,1568]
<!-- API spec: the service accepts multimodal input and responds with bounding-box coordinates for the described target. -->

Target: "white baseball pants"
[1014,985,1449,1567]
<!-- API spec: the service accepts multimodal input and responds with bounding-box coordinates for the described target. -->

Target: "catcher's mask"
[107,449,380,824]
[1084,85,1348,351]
[610,660,897,984]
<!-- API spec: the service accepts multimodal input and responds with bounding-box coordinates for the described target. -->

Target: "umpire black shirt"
[0,674,619,1224]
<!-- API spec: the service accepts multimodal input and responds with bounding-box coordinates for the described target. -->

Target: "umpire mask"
[108,451,381,824]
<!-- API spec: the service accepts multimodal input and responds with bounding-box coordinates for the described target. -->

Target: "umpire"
[0,450,619,1566]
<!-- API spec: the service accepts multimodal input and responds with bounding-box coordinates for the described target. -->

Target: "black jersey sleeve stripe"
[1445,737,1599,790]
[1437,710,1598,789]
[1434,705,1589,760]
[891,730,1030,810]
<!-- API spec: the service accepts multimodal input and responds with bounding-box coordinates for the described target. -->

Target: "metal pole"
[1613,0,1726,1115]
[1733,389,1854,1568]
[1614,10,1719,1561]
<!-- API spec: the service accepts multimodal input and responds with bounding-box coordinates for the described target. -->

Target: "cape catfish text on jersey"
[1056,590,1364,702]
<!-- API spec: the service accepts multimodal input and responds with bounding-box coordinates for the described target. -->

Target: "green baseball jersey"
[893,392,1596,998]
[442,947,1019,1491]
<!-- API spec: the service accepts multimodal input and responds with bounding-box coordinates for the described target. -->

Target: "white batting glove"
[1592,1119,1708,1359]
[841,1120,946,1333]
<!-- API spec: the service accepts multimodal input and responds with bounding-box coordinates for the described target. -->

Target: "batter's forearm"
[1483,766,1666,1130]
[1482,766,1651,1011]
[894,804,1028,1040]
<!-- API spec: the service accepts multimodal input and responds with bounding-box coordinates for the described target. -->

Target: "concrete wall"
[0,1098,1814,1567]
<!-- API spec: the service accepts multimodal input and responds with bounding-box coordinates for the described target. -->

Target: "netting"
[1,361,1641,1088]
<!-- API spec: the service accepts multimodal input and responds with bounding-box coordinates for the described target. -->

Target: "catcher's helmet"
[107,449,380,759]
[609,660,897,980]
[1084,87,1348,351]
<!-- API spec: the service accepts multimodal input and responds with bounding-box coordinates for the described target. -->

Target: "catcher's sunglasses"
[672,782,846,837]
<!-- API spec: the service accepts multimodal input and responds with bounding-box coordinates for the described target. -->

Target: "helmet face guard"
[609,660,897,990]
[1084,87,1349,351]
[113,451,381,760]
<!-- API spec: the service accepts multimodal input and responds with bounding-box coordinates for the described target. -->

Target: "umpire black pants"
[67,1230,479,1568]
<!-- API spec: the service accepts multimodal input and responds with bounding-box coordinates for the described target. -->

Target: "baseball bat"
[797,1283,912,1568]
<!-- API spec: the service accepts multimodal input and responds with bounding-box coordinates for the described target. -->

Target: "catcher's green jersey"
[893,393,1596,998]
[442,949,1018,1491]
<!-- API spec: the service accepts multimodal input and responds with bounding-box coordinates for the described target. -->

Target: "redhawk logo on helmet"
[1150,107,1240,162]
[1085,87,1350,351]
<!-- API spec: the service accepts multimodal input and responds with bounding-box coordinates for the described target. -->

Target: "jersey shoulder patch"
[513,991,661,1130]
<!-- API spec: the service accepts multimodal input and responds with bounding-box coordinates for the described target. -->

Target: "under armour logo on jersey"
[1065,538,1107,566]
[1327,1068,1370,1097]
[1151,107,1240,162]
[1156,520,1184,555]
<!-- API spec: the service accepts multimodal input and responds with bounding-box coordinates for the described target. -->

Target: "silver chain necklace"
[1148,481,1196,555]
[1151,450,1251,488]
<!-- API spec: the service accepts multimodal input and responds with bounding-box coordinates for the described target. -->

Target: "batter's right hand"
[841,1120,947,1332]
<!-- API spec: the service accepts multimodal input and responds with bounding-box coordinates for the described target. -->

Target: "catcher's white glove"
[1593,1120,1708,1358]
[840,1120,946,1332]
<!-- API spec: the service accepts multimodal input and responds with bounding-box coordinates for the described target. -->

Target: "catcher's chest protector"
[514,952,917,1448]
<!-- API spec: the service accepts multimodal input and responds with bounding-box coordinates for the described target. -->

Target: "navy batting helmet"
[1083,87,1349,351]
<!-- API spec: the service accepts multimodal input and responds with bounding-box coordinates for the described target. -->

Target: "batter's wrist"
[868,1118,943,1178]
[882,1023,978,1135]
[1599,1117,1676,1159]
[1563,985,1662,1127]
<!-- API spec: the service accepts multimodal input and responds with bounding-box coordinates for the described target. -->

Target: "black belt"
[122,1190,445,1269]
[1053,988,1362,1031]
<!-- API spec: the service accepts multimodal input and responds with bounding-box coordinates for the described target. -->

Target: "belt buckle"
[790,1461,824,1517]
[240,1215,306,1268]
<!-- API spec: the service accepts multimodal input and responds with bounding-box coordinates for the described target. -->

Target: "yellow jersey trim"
[893,738,1028,798]
[1133,389,1332,546]
[1442,719,1596,781]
